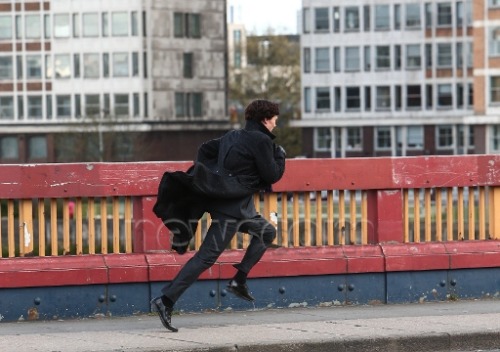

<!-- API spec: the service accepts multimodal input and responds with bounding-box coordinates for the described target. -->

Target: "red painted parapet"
[1,241,499,288]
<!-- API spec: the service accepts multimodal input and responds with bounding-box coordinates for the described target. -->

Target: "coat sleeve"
[253,136,286,185]
[196,137,220,164]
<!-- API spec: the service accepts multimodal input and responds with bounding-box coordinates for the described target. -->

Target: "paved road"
[1,300,499,352]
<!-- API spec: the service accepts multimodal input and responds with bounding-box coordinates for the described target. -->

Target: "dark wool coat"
[153,120,286,253]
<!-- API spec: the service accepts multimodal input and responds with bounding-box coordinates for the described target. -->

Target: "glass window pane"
[0,96,14,120]
[82,13,99,37]
[27,96,43,119]
[315,8,329,31]
[376,46,390,69]
[316,87,330,110]
[437,43,452,67]
[0,56,13,79]
[437,3,452,26]
[54,54,71,78]
[174,13,183,37]
[406,3,421,28]
[102,13,109,37]
[315,48,330,72]
[131,11,138,36]
[112,12,128,36]
[345,47,360,71]
[192,93,202,117]
[56,95,71,117]
[175,92,185,116]
[26,55,42,78]
[29,136,47,159]
[188,14,200,38]
[376,86,391,109]
[0,15,13,39]
[1,136,18,159]
[83,53,99,78]
[345,7,359,31]
[406,44,421,68]
[114,94,129,116]
[85,94,100,116]
[25,14,41,39]
[113,53,129,77]
[54,14,70,37]
[375,5,390,30]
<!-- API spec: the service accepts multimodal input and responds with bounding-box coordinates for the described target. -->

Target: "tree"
[228,33,302,157]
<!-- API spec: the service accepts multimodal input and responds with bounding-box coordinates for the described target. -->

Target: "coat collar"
[244,119,276,140]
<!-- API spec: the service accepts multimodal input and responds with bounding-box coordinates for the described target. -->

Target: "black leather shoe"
[227,280,255,301]
[150,297,178,332]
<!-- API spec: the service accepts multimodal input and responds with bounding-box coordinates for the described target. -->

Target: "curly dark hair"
[244,99,279,122]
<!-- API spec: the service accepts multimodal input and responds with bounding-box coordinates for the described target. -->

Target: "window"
[303,48,311,73]
[85,94,100,116]
[315,47,330,72]
[457,83,464,107]
[103,53,109,77]
[407,126,424,148]
[133,93,140,117]
[132,52,139,76]
[346,87,361,110]
[29,136,47,159]
[376,46,390,69]
[54,54,71,78]
[316,87,330,111]
[304,87,311,112]
[114,94,129,116]
[395,85,402,110]
[333,47,341,72]
[56,95,71,118]
[406,44,421,68]
[437,84,452,107]
[82,13,99,37]
[376,127,392,149]
[25,14,41,39]
[456,1,464,27]
[425,44,432,68]
[314,8,329,31]
[437,43,452,67]
[183,52,193,78]
[376,86,391,109]
[375,5,390,30]
[365,86,371,111]
[406,3,421,28]
[73,13,80,37]
[491,125,500,152]
[174,13,201,38]
[83,53,99,78]
[0,136,18,159]
[131,12,138,36]
[0,56,13,79]
[364,46,371,71]
[45,54,52,78]
[0,97,14,119]
[27,96,43,119]
[407,85,422,108]
[437,125,453,148]
[437,3,452,26]
[54,14,70,38]
[458,125,474,148]
[345,47,360,71]
[490,27,500,56]
[303,8,311,33]
[395,45,401,70]
[0,15,12,39]
[425,3,433,27]
[315,127,332,150]
[347,127,362,150]
[112,12,128,36]
[26,55,42,79]
[334,87,341,111]
[466,42,473,68]
[394,4,401,30]
[333,7,340,32]
[456,42,463,67]
[102,13,109,37]
[491,77,500,104]
[113,53,129,77]
[490,0,500,6]
[363,5,370,31]
[175,92,203,117]
[345,7,359,31]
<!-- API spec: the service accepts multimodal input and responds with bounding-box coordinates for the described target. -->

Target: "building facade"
[295,0,500,158]
[0,0,230,163]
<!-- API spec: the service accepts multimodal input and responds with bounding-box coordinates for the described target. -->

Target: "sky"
[228,0,302,35]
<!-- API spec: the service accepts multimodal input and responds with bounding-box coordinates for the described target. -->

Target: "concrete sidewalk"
[1,300,499,352]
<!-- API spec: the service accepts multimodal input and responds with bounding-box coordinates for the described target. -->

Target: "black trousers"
[161,211,276,304]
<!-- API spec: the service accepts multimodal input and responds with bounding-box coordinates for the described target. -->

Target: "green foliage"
[229,33,302,157]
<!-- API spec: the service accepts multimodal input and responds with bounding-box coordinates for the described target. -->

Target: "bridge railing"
[1,156,499,258]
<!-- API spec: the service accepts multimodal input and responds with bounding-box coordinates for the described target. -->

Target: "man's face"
[263,115,278,132]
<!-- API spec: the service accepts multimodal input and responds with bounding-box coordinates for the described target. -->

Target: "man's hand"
[274,144,286,159]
